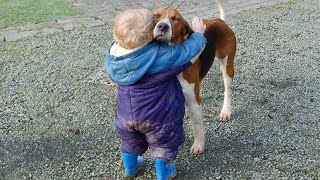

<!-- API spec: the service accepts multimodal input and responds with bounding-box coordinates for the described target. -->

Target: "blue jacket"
[105,32,207,86]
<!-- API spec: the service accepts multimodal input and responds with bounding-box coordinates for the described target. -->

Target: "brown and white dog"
[153,0,236,155]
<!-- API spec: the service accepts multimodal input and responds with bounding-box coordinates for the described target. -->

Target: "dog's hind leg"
[178,74,205,155]
[218,55,234,121]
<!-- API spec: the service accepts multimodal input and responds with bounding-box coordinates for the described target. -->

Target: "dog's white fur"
[218,56,232,121]
[177,74,205,154]
[152,0,232,155]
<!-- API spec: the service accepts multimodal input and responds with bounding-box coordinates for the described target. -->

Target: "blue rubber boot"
[121,152,144,179]
[155,159,177,180]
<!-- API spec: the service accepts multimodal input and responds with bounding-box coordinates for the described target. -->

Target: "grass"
[0,0,81,29]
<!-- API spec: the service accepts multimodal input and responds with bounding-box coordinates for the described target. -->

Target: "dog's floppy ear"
[182,20,193,39]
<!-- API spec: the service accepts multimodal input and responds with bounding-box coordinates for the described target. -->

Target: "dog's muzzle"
[153,21,172,42]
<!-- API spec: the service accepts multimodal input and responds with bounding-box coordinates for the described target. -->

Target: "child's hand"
[191,17,206,34]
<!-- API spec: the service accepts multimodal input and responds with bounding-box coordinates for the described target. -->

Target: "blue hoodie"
[105,32,207,86]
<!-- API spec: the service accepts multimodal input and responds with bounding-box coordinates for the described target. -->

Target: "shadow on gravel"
[1,137,75,174]
[192,135,264,168]
[0,132,119,179]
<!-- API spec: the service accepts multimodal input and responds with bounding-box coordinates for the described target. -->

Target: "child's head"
[113,9,155,49]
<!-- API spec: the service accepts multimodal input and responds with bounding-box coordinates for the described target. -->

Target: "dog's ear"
[182,20,193,39]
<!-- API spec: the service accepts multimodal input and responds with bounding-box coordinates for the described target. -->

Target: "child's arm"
[157,17,207,70]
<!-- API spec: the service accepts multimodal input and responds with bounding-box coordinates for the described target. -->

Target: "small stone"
[57,17,76,25]
[103,80,116,87]
[19,24,33,31]
[4,30,38,42]
[254,157,260,162]
[62,24,73,31]
[68,128,80,135]
[30,23,43,31]
[45,21,58,28]
[73,2,84,7]
[261,154,269,160]
[3,30,18,41]
[81,151,97,160]
[81,18,105,27]
[62,23,79,31]
[97,14,113,23]
[43,27,59,35]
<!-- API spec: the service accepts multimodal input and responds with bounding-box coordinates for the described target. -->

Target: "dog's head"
[153,8,193,44]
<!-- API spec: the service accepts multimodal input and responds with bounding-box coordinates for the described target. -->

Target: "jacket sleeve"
[157,32,207,70]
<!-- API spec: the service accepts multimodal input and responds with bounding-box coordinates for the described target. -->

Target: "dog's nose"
[157,23,169,32]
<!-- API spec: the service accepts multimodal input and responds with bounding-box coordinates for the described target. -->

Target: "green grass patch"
[0,0,81,29]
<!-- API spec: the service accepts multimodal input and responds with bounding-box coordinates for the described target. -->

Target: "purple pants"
[114,63,191,160]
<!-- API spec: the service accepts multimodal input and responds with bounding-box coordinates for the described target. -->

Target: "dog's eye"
[153,13,161,19]
[171,16,180,21]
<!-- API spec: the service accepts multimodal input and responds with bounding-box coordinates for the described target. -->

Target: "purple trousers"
[114,63,191,160]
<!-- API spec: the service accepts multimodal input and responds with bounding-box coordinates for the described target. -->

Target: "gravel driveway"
[0,0,319,179]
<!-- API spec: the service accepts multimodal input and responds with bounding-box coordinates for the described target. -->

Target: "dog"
[153,0,236,155]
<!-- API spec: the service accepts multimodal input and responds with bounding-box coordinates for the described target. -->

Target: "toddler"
[105,9,206,180]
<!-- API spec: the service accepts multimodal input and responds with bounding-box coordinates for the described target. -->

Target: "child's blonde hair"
[113,9,155,49]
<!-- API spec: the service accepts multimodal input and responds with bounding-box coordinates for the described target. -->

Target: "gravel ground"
[1,0,320,179]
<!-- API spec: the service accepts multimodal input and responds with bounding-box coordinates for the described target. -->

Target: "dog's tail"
[215,0,225,21]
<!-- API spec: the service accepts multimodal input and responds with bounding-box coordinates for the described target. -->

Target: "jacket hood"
[105,42,159,86]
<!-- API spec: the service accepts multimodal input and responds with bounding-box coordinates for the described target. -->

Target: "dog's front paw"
[219,111,231,122]
[190,142,204,155]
